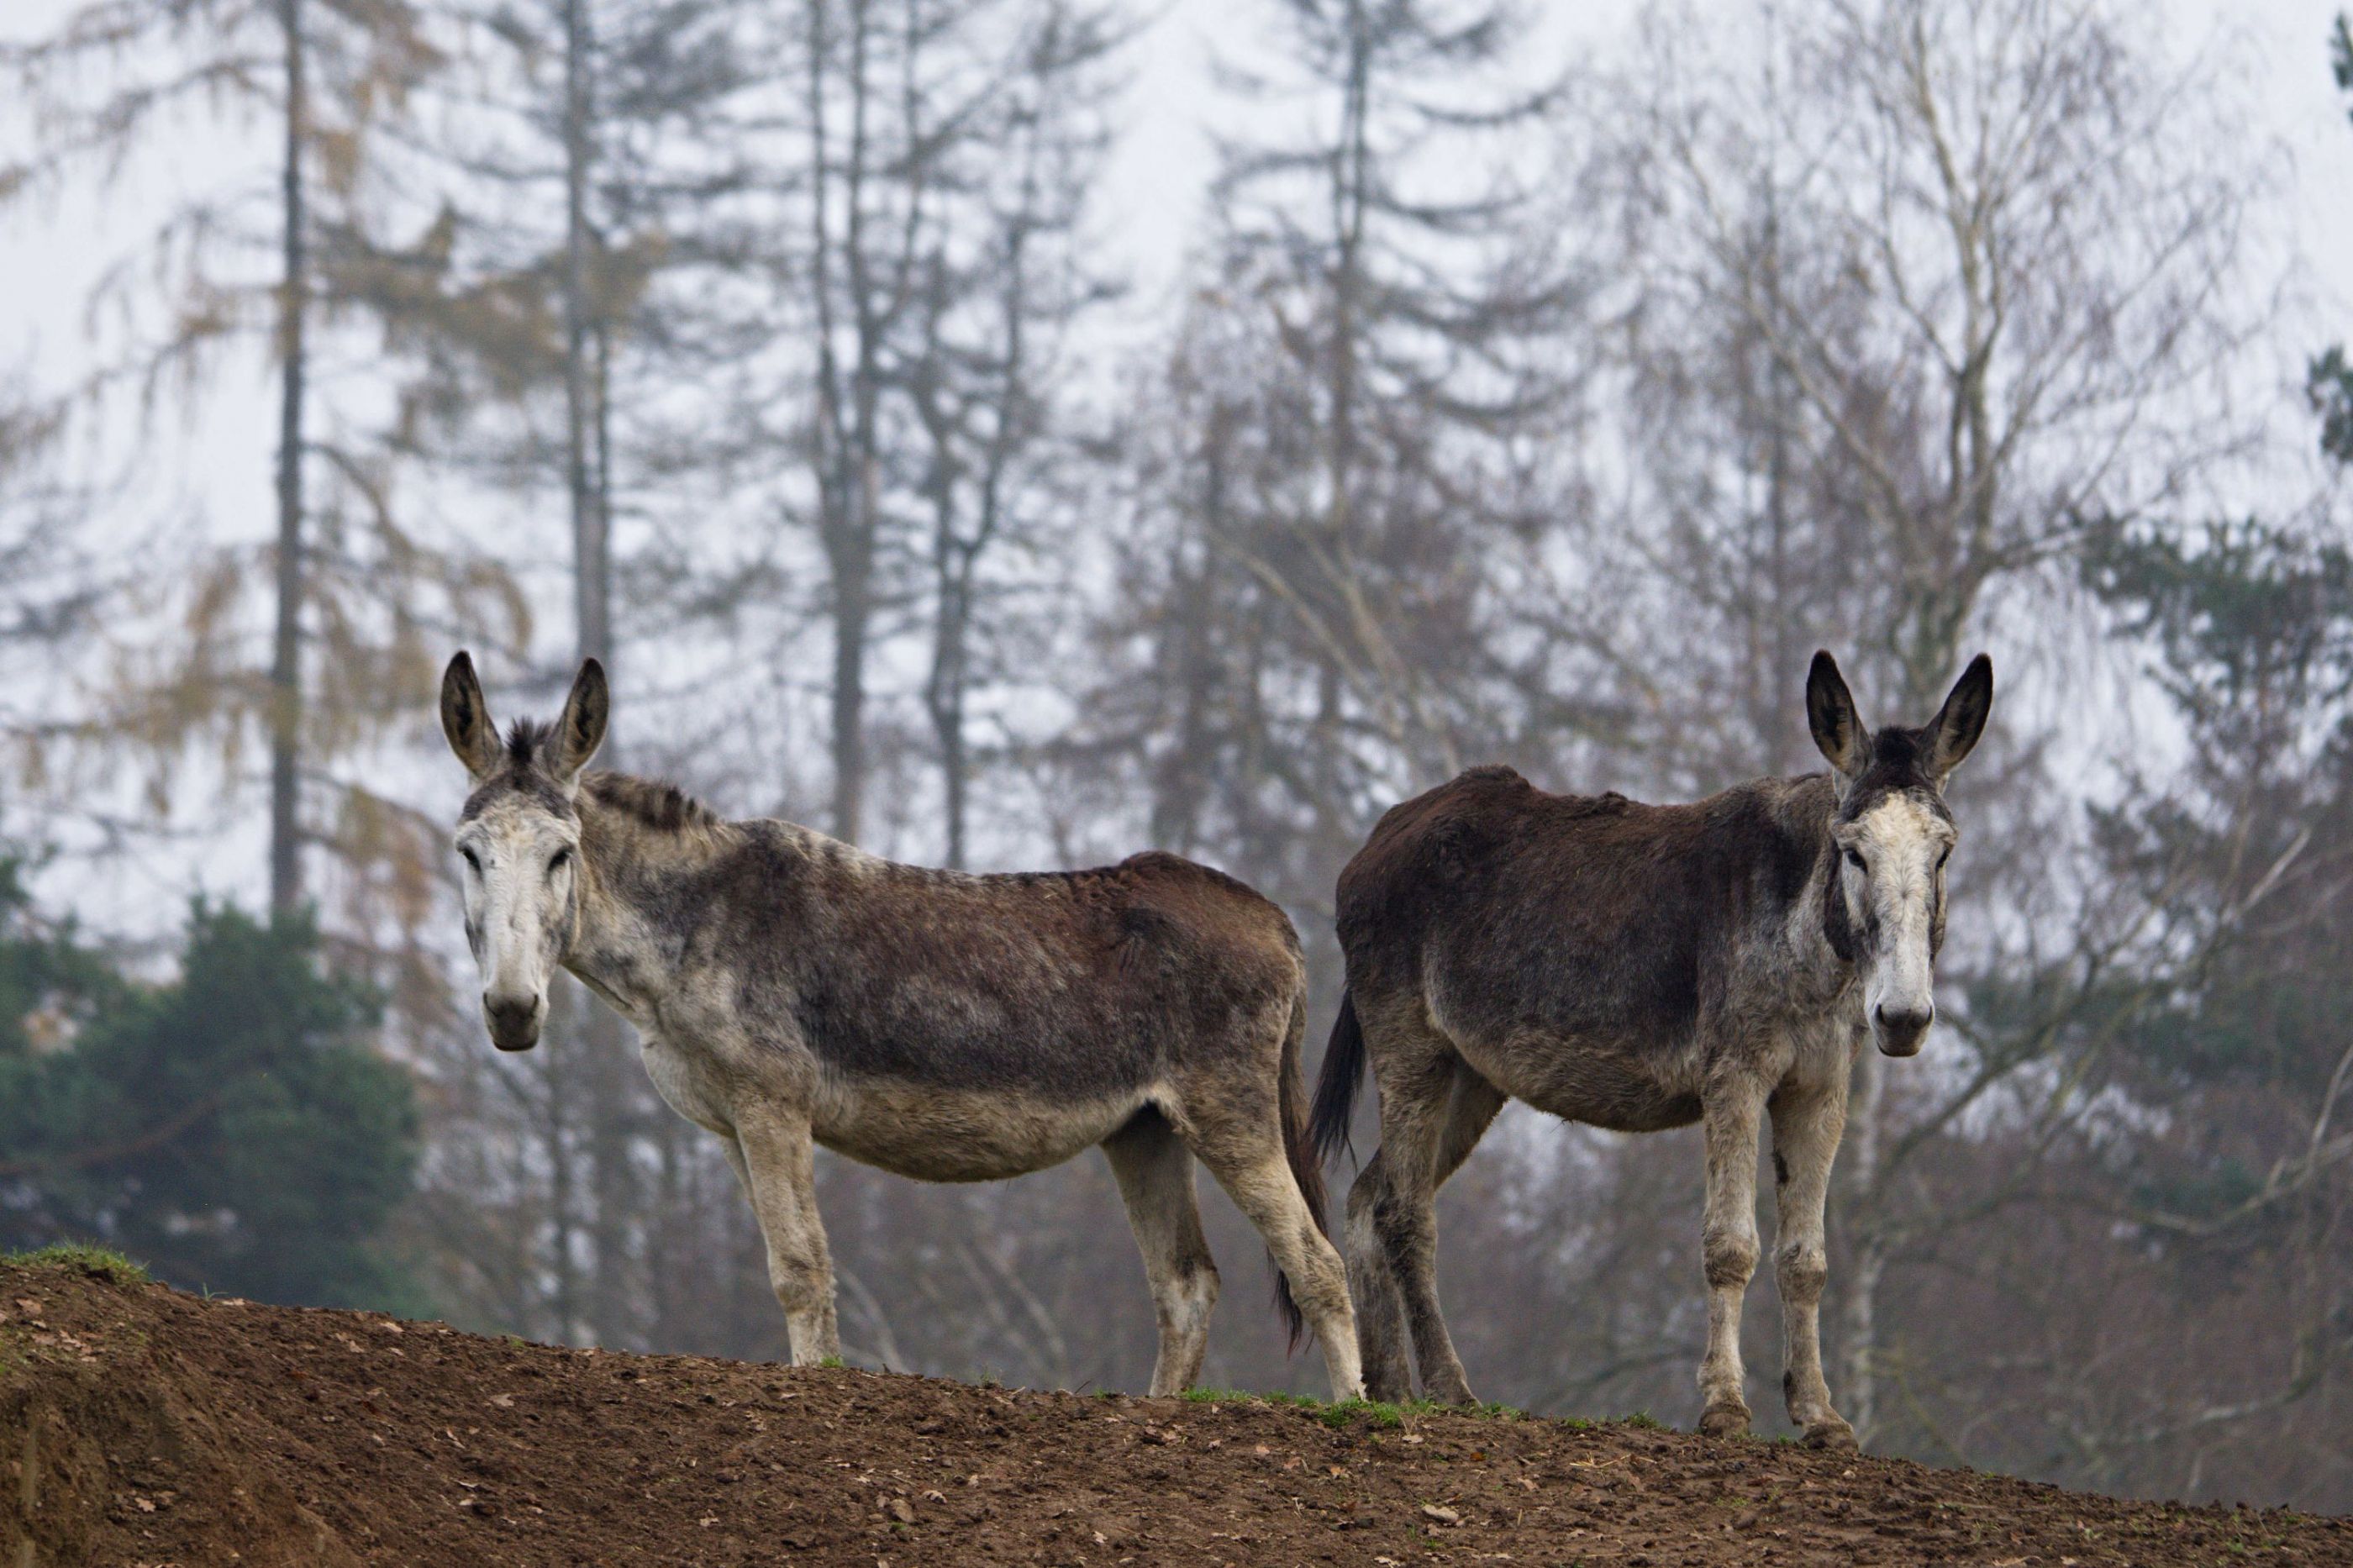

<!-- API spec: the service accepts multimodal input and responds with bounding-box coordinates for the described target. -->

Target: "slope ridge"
[1,1257,2342,1565]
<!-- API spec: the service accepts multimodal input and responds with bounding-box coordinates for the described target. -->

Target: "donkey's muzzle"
[1872,1001,1933,1057]
[484,993,544,1052]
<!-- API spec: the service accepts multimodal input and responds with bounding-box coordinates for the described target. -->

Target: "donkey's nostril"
[1873,1001,1934,1053]
[484,993,540,1048]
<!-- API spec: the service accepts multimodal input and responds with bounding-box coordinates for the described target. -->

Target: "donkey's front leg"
[1696,1076,1769,1438]
[1769,1077,1856,1449]
[729,1108,841,1365]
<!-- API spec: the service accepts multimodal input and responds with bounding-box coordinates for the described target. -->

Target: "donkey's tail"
[1272,987,1330,1351]
[1306,989,1366,1171]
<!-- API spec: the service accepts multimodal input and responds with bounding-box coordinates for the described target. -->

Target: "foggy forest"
[4,0,2353,1520]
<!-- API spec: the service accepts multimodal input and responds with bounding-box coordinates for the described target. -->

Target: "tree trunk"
[559,0,645,1350]
[924,570,970,869]
[563,0,609,673]
[540,996,581,1344]
[1834,1038,1886,1438]
[267,0,308,917]
[804,0,877,850]
[829,523,871,845]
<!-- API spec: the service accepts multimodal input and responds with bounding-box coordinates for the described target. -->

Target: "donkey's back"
[703,829,1306,1102]
[1334,764,1836,1083]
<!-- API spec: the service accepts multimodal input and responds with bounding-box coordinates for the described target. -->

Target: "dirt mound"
[2,1257,2345,1566]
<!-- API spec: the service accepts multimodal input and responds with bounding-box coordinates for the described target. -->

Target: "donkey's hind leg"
[1184,1113,1363,1402]
[1345,1063,1505,1402]
[1353,1043,1498,1407]
[1102,1110,1220,1397]
[728,1107,842,1365]
[1343,1147,1413,1402]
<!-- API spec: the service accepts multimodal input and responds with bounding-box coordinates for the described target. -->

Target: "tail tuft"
[1307,991,1366,1170]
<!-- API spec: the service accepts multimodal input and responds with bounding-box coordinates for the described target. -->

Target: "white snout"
[1850,796,1950,1060]
[473,870,555,1052]
[1866,922,1937,1058]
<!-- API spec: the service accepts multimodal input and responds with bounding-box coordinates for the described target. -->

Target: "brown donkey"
[440,653,1361,1398]
[1308,651,1992,1445]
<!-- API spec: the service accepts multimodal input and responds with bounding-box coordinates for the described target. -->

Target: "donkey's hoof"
[1697,1400,1751,1439]
[1802,1415,1858,1450]
[1424,1371,1480,1408]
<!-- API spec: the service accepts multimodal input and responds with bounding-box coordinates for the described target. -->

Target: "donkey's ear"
[1925,653,1992,782]
[440,651,501,781]
[549,658,609,784]
[1806,650,1866,779]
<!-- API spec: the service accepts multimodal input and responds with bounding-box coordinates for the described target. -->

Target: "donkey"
[1308,650,1992,1447]
[438,652,1362,1399]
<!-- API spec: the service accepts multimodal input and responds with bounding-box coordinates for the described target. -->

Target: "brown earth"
[1,1255,2345,1567]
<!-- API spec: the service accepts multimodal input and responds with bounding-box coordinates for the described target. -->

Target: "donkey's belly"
[1466,1037,1704,1134]
[813,1074,1148,1183]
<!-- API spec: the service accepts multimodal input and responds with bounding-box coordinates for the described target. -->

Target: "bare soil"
[2,1256,2344,1566]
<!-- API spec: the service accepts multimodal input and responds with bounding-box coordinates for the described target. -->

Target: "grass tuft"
[3,1242,149,1286]
[1321,1397,1408,1429]
[1619,1411,1666,1431]
[1174,1386,1539,1431]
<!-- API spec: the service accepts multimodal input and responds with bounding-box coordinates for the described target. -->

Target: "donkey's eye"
[1936,846,1952,871]
[459,845,482,875]
[1843,848,1866,872]
[550,847,572,874]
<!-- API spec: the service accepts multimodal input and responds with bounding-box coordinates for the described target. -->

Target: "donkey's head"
[440,651,609,1052]
[1806,650,1993,1059]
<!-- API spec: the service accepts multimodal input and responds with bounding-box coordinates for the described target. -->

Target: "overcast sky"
[8,0,2351,534]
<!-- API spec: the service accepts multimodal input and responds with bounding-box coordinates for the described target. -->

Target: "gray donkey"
[1308,650,1992,1446]
[439,653,1361,1399]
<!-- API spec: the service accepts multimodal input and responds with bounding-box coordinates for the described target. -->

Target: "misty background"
[5,0,2353,1515]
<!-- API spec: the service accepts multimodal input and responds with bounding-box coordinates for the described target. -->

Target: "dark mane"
[1843,723,1953,823]
[504,716,557,768]
[583,770,720,834]
[456,717,571,822]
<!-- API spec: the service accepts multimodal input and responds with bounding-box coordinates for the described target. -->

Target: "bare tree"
[904,1,1118,867]
[1067,0,1588,953]
[1594,0,2266,1438]
[0,0,504,916]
